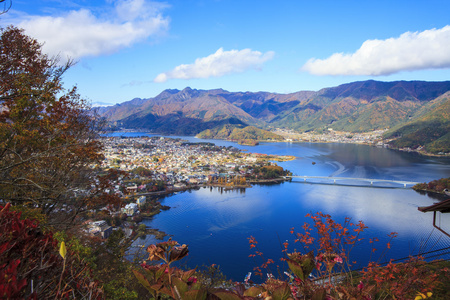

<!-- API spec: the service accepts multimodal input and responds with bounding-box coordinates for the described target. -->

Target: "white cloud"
[154,48,275,82]
[15,0,169,60]
[302,25,450,76]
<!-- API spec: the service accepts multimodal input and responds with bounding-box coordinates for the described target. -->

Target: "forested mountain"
[269,80,450,133]
[98,80,450,152]
[196,124,284,142]
[384,91,450,153]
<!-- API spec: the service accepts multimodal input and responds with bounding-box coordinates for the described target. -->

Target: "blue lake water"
[121,133,450,282]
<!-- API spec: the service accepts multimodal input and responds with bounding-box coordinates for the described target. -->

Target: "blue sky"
[2,0,450,104]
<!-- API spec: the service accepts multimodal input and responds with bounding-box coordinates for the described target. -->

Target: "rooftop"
[418,198,450,213]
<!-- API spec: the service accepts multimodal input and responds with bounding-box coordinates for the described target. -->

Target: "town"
[86,135,293,240]
[271,128,388,146]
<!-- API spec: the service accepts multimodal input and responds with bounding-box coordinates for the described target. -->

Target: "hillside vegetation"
[197,124,284,141]
[384,92,450,153]
[413,177,450,194]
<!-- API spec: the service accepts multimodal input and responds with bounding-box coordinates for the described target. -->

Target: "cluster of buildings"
[272,128,387,146]
[99,136,277,192]
[86,195,147,239]
[122,196,146,216]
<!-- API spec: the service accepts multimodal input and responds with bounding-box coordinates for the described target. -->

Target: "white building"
[122,203,139,216]
[137,196,146,207]
[88,220,112,239]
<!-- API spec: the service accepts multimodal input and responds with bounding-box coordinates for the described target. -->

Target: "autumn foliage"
[0,26,124,298]
[134,212,449,300]
[0,26,122,227]
[247,212,448,299]
[0,203,102,299]
[413,177,450,194]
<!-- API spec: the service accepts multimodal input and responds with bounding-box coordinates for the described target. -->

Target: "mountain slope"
[101,87,265,133]
[384,92,450,153]
[99,81,450,147]
[269,80,450,132]
[318,80,450,102]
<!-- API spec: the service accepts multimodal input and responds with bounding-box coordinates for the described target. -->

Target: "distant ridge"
[98,80,450,153]
[319,80,450,102]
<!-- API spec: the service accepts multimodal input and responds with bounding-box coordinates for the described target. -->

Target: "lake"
[121,133,450,282]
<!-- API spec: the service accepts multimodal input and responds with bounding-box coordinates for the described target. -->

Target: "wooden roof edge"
[418,198,450,213]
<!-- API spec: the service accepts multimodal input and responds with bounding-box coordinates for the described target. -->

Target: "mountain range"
[98,80,450,154]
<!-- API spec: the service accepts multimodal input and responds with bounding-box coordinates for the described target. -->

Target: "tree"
[131,166,153,177]
[0,26,118,227]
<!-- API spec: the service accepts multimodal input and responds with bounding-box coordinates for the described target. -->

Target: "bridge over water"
[286,176,420,188]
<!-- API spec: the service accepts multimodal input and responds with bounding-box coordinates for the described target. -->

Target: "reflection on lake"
[122,134,450,282]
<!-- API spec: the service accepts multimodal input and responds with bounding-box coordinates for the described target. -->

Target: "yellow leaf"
[415,291,432,300]
[60,241,67,259]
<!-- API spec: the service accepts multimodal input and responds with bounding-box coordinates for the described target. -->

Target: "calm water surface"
[122,133,450,281]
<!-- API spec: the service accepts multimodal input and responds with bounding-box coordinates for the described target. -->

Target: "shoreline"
[129,176,291,199]
[105,130,449,158]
